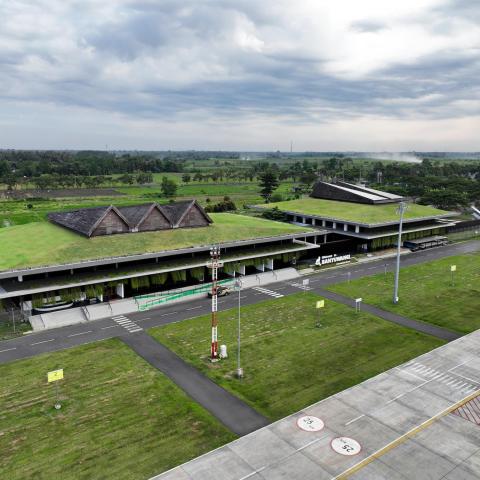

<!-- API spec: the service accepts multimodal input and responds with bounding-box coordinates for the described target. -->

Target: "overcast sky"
[1,0,479,151]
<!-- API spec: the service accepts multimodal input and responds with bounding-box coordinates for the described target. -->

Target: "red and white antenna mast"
[208,245,222,361]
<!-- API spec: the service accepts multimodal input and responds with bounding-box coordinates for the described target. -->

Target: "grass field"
[328,252,480,334]
[149,293,443,420]
[263,197,451,224]
[0,213,313,271]
[0,339,235,480]
[0,180,294,227]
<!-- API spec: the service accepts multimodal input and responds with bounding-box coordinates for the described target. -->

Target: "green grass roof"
[0,213,313,271]
[263,198,452,225]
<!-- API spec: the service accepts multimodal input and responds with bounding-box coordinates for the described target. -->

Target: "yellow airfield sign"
[451,265,457,272]
[316,300,325,309]
[47,369,64,383]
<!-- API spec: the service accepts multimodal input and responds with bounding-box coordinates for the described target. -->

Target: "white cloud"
[0,0,478,150]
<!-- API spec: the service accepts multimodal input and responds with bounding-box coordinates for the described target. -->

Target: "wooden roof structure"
[48,201,213,237]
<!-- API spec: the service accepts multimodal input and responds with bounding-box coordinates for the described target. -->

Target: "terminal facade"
[0,183,460,323]
[271,181,458,252]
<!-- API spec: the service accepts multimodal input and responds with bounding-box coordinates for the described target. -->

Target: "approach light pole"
[393,202,408,304]
[235,278,243,378]
[208,245,222,361]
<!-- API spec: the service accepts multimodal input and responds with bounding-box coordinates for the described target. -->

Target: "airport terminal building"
[261,181,458,252]
[0,185,458,326]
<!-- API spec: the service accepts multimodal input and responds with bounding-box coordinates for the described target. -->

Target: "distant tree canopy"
[258,170,280,202]
[161,176,177,198]
[0,149,479,210]
[0,150,185,178]
[204,196,237,213]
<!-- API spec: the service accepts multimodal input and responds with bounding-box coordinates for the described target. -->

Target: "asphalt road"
[121,331,269,435]
[0,239,478,365]
[318,289,461,341]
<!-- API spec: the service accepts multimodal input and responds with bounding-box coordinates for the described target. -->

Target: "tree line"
[0,150,478,209]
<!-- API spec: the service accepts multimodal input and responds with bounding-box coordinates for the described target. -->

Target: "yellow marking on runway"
[334,390,480,479]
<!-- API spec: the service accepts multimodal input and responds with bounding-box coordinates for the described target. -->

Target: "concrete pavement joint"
[334,390,480,480]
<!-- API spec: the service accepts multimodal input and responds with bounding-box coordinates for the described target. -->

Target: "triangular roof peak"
[88,205,130,236]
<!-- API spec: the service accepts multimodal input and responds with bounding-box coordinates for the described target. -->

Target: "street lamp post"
[235,278,243,378]
[393,202,408,304]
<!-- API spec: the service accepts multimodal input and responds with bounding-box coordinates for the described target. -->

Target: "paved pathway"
[120,331,269,436]
[317,289,461,342]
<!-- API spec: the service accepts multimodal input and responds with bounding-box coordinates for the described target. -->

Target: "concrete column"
[355,225,360,233]
[322,219,326,227]
[344,224,348,232]
[116,283,125,298]
[236,264,246,275]
[323,234,327,243]
[265,259,274,270]
[303,217,307,224]
[332,222,337,229]
[255,263,265,272]
[312,218,316,226]
[18,275,23,282]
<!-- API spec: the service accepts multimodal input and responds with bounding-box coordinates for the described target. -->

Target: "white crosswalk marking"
[111,315,143,333]
[252,287,284,298]
[401,361,479,394]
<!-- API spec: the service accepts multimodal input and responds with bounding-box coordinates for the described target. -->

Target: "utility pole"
[208,245,222,361]
[393,202,408,304]
[235,278,243,378]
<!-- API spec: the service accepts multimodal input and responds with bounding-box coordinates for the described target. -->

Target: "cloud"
[0,0,479,149]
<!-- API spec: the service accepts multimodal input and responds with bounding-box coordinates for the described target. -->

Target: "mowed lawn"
[0,339,235,480]
[149,293,443,420]
[0,213,312,270]
[328,252,480,334]
[263,197,450,224]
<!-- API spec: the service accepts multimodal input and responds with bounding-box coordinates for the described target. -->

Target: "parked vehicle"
[403,236,448,252]
[207,286,232,298]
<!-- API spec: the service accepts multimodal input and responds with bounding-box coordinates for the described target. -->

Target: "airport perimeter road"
[0,239,478,365]
[121,332,269,435]
[317,289,460,342]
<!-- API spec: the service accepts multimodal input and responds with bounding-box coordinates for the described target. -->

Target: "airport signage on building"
[315,253,351,266]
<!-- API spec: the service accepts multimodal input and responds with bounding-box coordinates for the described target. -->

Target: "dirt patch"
[0,188,124,199]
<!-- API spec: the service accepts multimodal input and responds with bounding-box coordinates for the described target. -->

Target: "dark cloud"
[351,20,386,33]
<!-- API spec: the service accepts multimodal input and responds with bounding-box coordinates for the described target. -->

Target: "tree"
[261,207,287,221]
[204,198,237,213]
[118,174,135,185]
[161,176,177,197]
[83,176,98,189]
[136,172,153,184]
[182,173,191,184]
[258,170,279,202]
